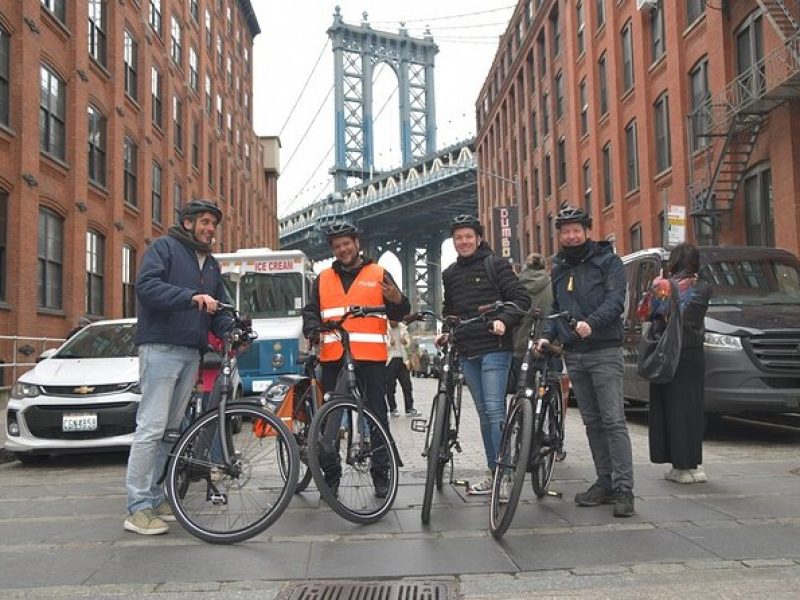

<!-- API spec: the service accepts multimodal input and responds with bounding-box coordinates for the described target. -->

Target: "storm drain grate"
[280,580,451,600]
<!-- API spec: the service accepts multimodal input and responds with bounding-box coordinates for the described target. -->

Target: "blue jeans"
[461,351,512,471]
[126,344,199,514]
[564,346,634,492]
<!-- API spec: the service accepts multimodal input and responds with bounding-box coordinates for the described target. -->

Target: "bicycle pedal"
[452,479,468,487]
[546,489,562,497]
[410,418,427,432]
[208,491,228,505]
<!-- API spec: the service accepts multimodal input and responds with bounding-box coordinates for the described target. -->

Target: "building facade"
[0,0,279,373]
[475,0,800,260]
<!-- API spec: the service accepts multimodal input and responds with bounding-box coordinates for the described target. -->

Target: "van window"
[637,260,660,297]
[701,255,800,306]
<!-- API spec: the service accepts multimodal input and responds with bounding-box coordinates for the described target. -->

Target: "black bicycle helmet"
[179,199,223,224]
[325,221,360,242]
[555,206,592,229]
[449,214,484,237]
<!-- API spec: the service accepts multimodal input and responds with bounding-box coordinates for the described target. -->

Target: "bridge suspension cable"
[280,84,334,176]
[278,39,330,138]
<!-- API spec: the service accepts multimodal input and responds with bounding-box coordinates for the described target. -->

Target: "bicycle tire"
[489,397,532,539]
[308,398,399,524]
[278,389,315,493]
[531,388,561,497]
[421,391,450,524]
[166,404,299,544]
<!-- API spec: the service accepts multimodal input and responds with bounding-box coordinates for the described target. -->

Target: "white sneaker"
[665,468,694,484]
[468,471,493,495]
[690,466,707,483]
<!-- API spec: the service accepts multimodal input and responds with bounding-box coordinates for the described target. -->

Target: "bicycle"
[306,305,403,524]
[163,303,300,544]
[261,351,322,493]
[407,304,511,525]
[489,307,575,539]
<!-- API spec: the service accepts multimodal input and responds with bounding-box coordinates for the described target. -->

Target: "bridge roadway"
[2,377,800,597]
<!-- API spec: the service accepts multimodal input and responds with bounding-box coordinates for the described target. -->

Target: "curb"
[0,447,14,464]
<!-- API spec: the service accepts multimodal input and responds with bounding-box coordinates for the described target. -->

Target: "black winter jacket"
[442,243,531,358]
[543,240,626,352]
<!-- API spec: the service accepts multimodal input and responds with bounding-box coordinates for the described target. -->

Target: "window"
[602,143,612,207]
[531,110,538,148]
[557,138,567,187]
[190,0,199,23]
[689,58,710,151]
[205,8,212,47]
[216,34,223,69]
[533,167,540,206]
[245,143,251,171]
[38,208,63,310]
[151,66,162,128]
[541,91,549,137]
[191,119,199,169]
[173,96,183,152]
[151,161,162,223]
[226,4,233,34]
[579,79,588,135]
[550,9,561,57]
[122,245,136,318]
[598,53,608,115]
[0,27,10,126]
[149,0,163,37]
[226,112,232,143]
[547,213,554,256]
[226,56,233,87]
[124,31,138,100]
[216,94,223,130]
[744,165,774,246]
[39,65,66,160]
[576,1,585,55]
[41,0,65,23]
[123,137,138,207]
[86,230,105,316]
[596,0,606,29]
[171,15,182,66]
[687,0,706,26]
[87,105,106,186]
[622,22,634,92]
[625,120,639,192]
[173,180,183,224]
[544,153,552,197]
[88,0,107,66]
[189,47,199,91]
[736,12,765,101]
[537,35,546,77]
[583,161,592,216]
[0,191,6,301]
[629,223,643,253]
[208,141,214,188]
[205,74,212,113]
[654,93,671,172]
[555,71,564,118]
[650,2,665,63]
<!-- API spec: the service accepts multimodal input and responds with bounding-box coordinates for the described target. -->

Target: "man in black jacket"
[537,206,635,517]
[442,215,530,494]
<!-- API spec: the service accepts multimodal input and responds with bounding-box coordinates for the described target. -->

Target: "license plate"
[251,380,273,392]
[62,413,98,432]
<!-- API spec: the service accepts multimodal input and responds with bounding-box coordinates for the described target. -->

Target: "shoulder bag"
[636,279,683,385]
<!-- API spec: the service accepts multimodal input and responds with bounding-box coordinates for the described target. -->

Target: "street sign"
[492,206,520,263]
[667,205,686,247]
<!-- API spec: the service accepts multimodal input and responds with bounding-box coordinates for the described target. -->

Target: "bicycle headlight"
[704,333,742,350]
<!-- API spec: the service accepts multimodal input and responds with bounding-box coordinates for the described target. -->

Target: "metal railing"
[0,335,66,384]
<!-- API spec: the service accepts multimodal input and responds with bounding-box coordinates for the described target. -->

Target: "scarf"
[562,241,589,265]
[168,224,212,254]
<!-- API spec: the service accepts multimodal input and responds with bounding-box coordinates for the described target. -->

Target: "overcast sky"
[251,1,515,215]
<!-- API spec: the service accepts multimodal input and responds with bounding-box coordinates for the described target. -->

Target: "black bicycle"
[408,304,512,525]
[307,305,403,524]
[489,307,574,539]
[164,304,300,544]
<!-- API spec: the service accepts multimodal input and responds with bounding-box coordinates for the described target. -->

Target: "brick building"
[475,0,800,261]
[0,0,279,375]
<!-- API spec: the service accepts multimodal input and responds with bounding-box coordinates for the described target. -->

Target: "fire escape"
[687,0,800,243]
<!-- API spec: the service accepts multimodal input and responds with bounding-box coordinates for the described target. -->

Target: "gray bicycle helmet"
[179,199,223,224]
[555,206,592,229]
[449,214,484,237]
[325,221,360,242]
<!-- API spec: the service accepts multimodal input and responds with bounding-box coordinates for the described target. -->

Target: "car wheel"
[15,452,49,465]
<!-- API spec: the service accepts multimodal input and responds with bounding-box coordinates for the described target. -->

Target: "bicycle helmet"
[555,206,592,229]
[179,199,223,224]
[325,221,360,242]
[449,214,484,237]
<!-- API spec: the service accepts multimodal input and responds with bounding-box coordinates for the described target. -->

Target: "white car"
[5,319,141,463]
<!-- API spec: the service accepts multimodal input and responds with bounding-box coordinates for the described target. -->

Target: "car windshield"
[701,256,800,306]
[222,272,304,318]
[57,323,138,359]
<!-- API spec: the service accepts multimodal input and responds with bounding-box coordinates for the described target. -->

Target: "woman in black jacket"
[637,243,713,484]
[442,215,530,494]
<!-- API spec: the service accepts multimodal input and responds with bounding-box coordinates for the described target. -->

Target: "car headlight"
[11,382,42,399]
[704,333,743,350]
[129,382,142,395]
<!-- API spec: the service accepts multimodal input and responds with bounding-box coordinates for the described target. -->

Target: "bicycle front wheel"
[489,397,532,539]
[308,398,399,524]
[421,391,450,525]
[166,404,299,544]
[531,388,561,497]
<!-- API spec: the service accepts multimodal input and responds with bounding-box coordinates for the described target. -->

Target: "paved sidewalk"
[1,378,799,598]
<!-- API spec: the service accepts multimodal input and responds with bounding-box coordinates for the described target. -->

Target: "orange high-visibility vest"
[318,264,388,362]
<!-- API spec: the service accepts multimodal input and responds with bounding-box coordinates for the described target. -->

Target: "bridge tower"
[328,7,438,193]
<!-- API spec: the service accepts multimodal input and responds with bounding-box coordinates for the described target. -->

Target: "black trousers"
[648,346,705,470]
[385,357,415,412]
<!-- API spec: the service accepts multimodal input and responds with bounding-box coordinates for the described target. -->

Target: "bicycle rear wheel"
[531,388,561,497]
[421,391,451,524]
[308,398,399,524]
[490,397,532,539]
[166,404,298,544]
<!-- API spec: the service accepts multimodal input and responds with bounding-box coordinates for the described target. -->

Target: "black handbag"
[636,279,683,385]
